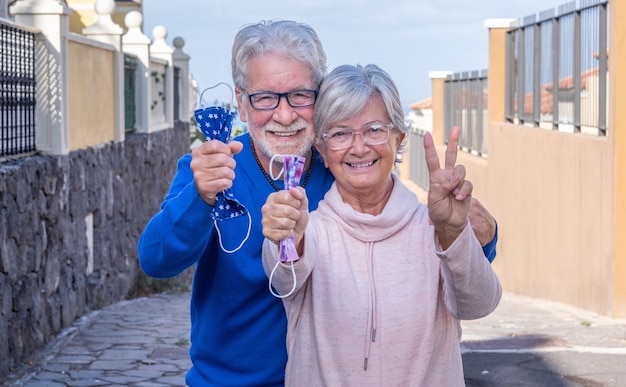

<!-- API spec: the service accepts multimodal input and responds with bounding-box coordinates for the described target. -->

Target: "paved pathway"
[4,291,626,386]
[5,292,192,387]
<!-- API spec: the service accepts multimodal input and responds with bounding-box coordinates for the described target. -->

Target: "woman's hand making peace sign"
[423,126,473,250]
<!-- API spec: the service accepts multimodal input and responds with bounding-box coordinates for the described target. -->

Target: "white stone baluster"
[121,10,151,133]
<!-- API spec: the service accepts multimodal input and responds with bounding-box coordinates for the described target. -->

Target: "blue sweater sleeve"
[481,222,498,263]
[138,154,215,278]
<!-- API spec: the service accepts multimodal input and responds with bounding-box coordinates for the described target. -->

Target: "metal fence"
[124,53,138,132]
[443,70,489,156]
[173,66,180,123]
[505,0,608,135]
[1,21,36,158]
[408,128,430,190]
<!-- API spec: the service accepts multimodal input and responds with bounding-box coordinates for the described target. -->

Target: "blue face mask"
[194,105,251,253]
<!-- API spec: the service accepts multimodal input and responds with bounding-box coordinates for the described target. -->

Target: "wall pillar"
[10,0,71,155]
[172,36,191,124]
[150,25,175,130]
[428,71,452,146]
[122,10,150,133]
[610,0,626,318]
[484,18,518,123]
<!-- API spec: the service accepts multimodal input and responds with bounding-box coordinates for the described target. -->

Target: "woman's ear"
[315,143,329,168]
[396,133,406,151]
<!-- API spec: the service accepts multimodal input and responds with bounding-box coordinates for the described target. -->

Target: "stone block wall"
[0,123,192,378]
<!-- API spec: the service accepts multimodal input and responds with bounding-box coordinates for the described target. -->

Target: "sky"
[142,0,567,112]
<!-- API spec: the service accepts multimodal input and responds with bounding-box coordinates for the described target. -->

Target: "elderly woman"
[261,64,501,386]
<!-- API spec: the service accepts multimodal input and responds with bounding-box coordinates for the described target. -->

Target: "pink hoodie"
[263,174,502,386]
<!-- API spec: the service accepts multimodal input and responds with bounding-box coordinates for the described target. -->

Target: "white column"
[121,10,150,133]
[172,36,191,125]
[10,0,71,155]
[150,25,175,130]
[0,0,8,18]
[82,0,124,142]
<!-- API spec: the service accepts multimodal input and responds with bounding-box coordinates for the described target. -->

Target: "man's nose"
[272,96,298,125]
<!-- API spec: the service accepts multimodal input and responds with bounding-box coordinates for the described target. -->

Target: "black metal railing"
[173,66,180,122]
[505,0,608,135]
[1,21,36,158]
[444,70,488,156]
[408,128,429,190]
[124,53,137,132]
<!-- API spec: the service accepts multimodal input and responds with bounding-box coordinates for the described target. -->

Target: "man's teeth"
[273,131,298,137]
[349,161,374,168]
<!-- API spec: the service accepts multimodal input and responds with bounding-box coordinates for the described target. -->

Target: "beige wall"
[68,39,116,150]
[421,112,617,317]
[418,3,626,317]
[481,124,613,314]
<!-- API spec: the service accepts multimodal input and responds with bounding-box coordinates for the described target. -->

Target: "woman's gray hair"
[313,64,409,161]
[231,20,327,91]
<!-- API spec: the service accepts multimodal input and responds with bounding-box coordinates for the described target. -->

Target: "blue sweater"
[138,132,335,386]
[138,132,497,386]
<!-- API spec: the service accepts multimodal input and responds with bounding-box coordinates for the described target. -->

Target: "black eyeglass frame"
[242,89,318,110]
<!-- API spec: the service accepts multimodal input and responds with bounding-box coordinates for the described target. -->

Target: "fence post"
[82,0,124,143]
[150,25,174,130]
[10,0,71,155]
[485,18,517,123]
[172,36,192,126]
[121,10,150,133]
[428,71,451,146]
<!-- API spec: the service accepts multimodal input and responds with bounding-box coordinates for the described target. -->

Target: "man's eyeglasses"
[322,123,393,150]
[243,89,318,110]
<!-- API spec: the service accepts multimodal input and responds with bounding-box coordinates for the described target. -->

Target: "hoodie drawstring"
[364,242,377,370]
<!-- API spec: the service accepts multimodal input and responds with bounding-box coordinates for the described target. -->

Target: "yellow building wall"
[66,0,142,33]
[67,40,116,150]
[486,124,614,315]
[67,0,94,33]
[416,3,625,317]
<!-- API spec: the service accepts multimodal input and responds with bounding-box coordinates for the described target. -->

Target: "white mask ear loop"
[214,212,252,253]
[269,154,285,180]
[268,259,297,298]
[199,82,249,254]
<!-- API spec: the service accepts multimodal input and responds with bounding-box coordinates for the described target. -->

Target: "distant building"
[406,98,432,133]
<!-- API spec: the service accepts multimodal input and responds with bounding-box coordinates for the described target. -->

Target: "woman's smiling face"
[317,96,405,199]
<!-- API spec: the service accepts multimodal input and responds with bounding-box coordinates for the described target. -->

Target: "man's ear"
[235,88,248,122]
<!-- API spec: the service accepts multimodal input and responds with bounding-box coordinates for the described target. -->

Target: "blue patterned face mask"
[194,85,251,253]
[268,154,306,299]
[194,106,249,221]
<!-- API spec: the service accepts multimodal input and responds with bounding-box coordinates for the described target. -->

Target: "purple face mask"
[268,154,306,299]
[269,154,306,262]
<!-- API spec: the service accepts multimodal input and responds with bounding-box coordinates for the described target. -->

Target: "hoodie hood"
[316,174,420,242]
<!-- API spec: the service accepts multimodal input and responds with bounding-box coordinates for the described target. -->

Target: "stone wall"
[0,123,192,378]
